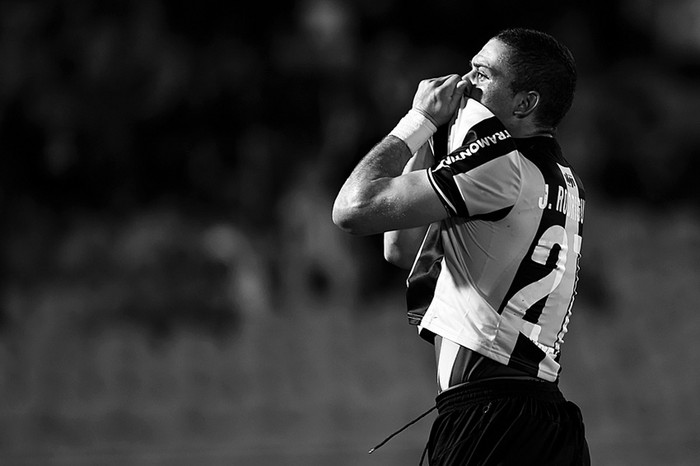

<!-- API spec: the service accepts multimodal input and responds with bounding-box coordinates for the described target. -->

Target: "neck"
[528,128,555,138]
[506,122,555,139]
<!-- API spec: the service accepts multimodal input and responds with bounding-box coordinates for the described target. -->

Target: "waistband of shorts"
[435,377,564,413]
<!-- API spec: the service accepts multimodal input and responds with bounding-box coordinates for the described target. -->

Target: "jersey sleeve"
[427,115,522,220]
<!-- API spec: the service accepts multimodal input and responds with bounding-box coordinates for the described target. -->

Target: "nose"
[460,73,476,97]
[463,70,477,85]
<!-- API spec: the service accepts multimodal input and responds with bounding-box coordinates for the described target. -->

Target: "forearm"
[332,75,466,236]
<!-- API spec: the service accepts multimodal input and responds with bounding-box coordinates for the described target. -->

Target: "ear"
[513,91,540,118]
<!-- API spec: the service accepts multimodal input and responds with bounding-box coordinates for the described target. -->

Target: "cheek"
[478,88,511,120]
[469,86,483,101]
[469,81,494,102]
[474,85,497,107]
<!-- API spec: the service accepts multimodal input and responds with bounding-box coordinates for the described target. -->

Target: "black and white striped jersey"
[408,98,585,382]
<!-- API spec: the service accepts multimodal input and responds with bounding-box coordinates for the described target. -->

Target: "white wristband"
[389,108,438,155]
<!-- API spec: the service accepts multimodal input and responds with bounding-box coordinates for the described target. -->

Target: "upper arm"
[429,151,522,219]
[333,137,450,236]
[345,170,449,236]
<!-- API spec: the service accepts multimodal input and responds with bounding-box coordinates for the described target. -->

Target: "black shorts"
[425,378,590,466]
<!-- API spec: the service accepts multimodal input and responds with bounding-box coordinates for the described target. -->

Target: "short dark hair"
[494,28,577,128]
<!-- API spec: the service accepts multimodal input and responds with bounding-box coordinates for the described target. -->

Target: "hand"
[412,74,471,127]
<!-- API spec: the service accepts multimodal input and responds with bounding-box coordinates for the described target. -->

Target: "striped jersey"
[407,98,585,382]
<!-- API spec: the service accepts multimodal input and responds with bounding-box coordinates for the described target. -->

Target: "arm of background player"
[383,142,434,269]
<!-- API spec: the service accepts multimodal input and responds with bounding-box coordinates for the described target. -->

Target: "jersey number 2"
[506,225,581,324]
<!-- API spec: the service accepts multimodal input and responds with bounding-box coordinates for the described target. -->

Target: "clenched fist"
[412,74,471,127]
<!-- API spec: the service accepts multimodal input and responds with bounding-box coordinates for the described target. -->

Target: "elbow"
[332,207,356,234]
[383,241,415,270]
[332,199,372,236]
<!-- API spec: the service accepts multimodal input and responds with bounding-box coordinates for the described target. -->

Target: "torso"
[409,99,585,384]
[435,335,541,393]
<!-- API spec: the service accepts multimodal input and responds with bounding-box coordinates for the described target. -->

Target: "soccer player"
[333,28,590,464]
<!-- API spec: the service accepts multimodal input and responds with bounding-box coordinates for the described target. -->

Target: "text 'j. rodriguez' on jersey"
[407,97,585,383]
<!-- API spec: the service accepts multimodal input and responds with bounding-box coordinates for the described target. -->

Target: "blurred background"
[1,0,699,464]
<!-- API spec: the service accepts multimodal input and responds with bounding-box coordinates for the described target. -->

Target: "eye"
[476,70,488,81]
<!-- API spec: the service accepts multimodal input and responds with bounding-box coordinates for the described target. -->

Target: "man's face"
[464,38,517,125]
